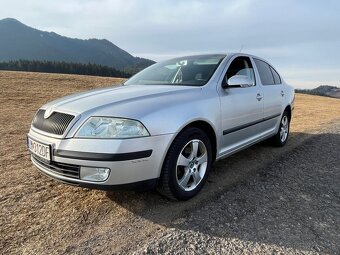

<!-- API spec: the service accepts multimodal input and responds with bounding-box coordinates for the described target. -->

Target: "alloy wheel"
[176,139,208,191]
[280,115,289,142]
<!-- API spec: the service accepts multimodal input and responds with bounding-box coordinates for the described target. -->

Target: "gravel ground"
[135,123,340,254]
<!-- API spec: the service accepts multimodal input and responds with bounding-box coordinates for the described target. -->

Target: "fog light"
[80,167,110,182]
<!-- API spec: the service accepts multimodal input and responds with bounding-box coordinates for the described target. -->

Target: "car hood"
[43,84,198,117]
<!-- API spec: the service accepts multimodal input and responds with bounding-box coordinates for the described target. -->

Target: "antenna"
[239,44,244,53]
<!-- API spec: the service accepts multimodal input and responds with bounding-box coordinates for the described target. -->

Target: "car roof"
[169,53,258,59]
[164,53,272,66]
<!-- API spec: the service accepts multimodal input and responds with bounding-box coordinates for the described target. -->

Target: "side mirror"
[222,75,254,88]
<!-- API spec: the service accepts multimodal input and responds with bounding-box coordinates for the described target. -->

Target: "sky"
[1,0,339,88]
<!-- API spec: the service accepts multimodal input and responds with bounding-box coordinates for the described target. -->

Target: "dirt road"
[0,71,339,254]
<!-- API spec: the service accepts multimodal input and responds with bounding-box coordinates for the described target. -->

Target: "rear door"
[253,58,283,130]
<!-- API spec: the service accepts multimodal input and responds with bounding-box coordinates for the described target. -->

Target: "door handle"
[256,93,263,101]
[281,90,285,97]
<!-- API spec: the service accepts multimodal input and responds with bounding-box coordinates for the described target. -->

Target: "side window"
[270,66,281,84]
[254,59,275,85]
[225,57,255,86]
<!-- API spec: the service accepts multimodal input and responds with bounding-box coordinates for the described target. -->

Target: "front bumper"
[28,129,175,189]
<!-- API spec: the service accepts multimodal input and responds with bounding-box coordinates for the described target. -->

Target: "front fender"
[140,92,221,136]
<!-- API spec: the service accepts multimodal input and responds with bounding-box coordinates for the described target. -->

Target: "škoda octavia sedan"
[27,53,294,200]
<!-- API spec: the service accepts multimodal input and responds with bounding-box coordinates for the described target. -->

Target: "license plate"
[28,137,51,162]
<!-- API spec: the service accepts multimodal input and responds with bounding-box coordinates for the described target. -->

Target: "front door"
[219,56,264,155]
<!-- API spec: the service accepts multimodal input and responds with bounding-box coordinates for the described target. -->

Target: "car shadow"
[106,131,313,219]
[106,131,340,253]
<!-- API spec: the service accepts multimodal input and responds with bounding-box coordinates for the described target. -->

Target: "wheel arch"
[175,120,217,162]
[284,104,292,121]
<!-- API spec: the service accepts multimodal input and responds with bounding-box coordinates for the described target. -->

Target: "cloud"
[0,0,339,88]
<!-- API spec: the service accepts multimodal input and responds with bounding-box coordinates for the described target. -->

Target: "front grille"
[32,155,80,179]
[32,109,75,135]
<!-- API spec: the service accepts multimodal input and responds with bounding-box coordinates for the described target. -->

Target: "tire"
[271,110,290,147]
[158,127,212,201]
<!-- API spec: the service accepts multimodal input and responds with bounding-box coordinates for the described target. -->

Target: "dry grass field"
[0,71,340,254]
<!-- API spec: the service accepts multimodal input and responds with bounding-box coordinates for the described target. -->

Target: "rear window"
[254,59,275,85]
[270,66,281,84]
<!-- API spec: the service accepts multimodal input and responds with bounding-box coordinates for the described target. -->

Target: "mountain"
[296,85,340,99]
[0,18,154,72]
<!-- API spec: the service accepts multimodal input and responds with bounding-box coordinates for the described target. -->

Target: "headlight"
[75,117,150,138]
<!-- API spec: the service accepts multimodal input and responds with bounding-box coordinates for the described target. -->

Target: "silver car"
[27,53,294,200]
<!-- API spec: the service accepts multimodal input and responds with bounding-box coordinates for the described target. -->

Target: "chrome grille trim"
[32,109,75,135]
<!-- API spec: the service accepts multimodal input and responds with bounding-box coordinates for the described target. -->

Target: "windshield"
[124,54,226,86]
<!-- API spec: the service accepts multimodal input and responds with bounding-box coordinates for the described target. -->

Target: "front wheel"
[158,127,212,200]
[271,111,290,147]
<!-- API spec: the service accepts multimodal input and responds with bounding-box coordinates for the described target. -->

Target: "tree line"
[0,59,131,78]
[295,85,340,99]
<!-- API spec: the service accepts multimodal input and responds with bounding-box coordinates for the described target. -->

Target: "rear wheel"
[271,111,290,147]
[158,127,212,200]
